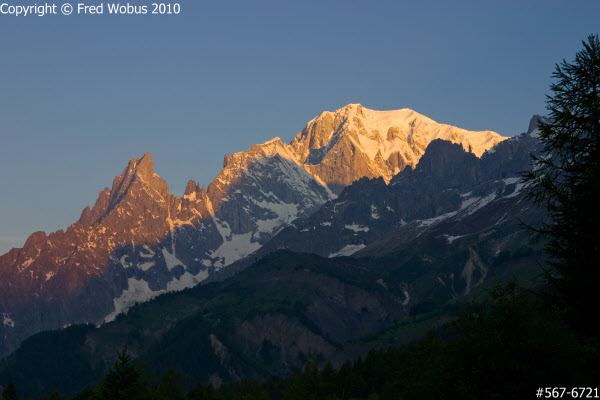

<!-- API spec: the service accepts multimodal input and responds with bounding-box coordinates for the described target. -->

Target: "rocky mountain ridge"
[0,104,508,359]
[207,118,544,291]
[0,117,547,398]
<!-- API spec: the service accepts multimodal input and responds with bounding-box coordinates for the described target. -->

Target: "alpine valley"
[0,105,547,397]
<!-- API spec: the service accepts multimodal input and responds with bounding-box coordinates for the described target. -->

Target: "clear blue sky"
[1,0,599,254]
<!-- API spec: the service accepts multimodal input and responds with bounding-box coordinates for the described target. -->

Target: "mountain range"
[0,104,537,381]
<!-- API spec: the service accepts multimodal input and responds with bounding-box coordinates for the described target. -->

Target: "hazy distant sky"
[1,0,599,254]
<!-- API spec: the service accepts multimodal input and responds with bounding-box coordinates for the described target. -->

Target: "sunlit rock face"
[0,145,333,358]
[0,104,508,358]
[206,137,333,265]
[0,153,219,357]
[291,104,507,193]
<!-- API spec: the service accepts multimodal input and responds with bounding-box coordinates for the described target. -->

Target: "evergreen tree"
[2,381,18,400]
[38,390,64,400]
[187,383,219,400]
[153,367,187,400]
[282,356,327,400]
[98,346,149,400]
[71,386,95,400]
[523,34,600,335]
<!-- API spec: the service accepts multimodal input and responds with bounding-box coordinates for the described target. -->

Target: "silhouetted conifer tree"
[524,34,600,335]
[98,346,148,400]
[153,367,186,400]
[2,381,18,400]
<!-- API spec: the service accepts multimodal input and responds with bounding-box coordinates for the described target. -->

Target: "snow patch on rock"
[418,211,458,227]
[161,248,186,271]
[105,278,158,323]
[371,205,380,219]
[328,244,366,257]
[345,224,370,232]
[138,261,155,271]
[503,182,528,199]
[3,313,15,328]
[464,193,497,215]
[445,235,464,243]
[167,269,209,291]
[119,254,131,269]
[209,233,261,268]
[251,197,300,234]
[502,177,521,185]
[104,269,210,323]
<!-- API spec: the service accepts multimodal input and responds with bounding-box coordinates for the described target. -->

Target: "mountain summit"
[290,104,507,192]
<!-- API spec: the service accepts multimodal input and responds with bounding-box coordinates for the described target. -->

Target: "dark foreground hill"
[0,237,546,399]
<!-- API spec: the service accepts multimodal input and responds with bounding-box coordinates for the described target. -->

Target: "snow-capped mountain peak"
[290,104,508,193]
